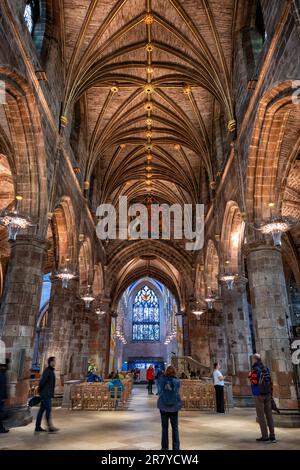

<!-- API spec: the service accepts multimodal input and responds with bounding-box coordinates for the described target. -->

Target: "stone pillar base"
[4,405,32,429]
[273,410,300,428]
[233,395,254,407]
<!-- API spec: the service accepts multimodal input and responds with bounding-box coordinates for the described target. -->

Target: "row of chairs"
[70,379,133,411]
[180,381,228,411]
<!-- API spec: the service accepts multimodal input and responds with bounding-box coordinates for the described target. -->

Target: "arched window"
[132,286,160,342]
[24,0,40,36]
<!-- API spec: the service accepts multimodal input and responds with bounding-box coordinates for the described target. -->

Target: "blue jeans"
[160,411,180,450]
[35,398,52,430]
[156,379,161,394]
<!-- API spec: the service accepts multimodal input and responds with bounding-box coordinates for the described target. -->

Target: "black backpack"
[258,366,271,395]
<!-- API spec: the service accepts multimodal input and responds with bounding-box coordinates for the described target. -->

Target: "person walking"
[0,359,9,433]
[157,365,181,450]
[146,365,155,395]
[213,362,225,413]
[35,356,59,433]
[249,353,276,443]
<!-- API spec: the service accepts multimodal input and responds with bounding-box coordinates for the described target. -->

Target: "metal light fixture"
[56,267,76,289]
[258,217,298,247]
[95,308,106,316]
[55,258,76,289]
[193,310,205,320]
[219,273,236,290]
[205,294,216,310]
[0,196,34,240]
[81,285,95,309]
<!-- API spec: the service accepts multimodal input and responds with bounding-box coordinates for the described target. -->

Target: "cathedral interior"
[0,0,300,451]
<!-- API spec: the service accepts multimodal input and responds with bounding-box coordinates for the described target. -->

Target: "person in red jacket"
[146,365,155,395]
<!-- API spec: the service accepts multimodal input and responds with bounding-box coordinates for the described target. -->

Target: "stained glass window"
[24,1,40,35]
[24,2,34,34]
[132,286,160,342]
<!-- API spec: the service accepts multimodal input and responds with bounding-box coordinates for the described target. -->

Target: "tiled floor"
[1,386,299,450]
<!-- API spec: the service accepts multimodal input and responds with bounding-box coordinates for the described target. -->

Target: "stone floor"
[1,386,300,450]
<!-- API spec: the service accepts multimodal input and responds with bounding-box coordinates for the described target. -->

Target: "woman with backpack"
[157,365,182,450]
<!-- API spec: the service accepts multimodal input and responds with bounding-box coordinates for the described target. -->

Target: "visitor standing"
[248,353,276,443]
[35,356,59,433]
[0,359,9,433]
[146,365,155,395]
[213,362,225,413]
[155,365,163,395]
[157,365,181,450]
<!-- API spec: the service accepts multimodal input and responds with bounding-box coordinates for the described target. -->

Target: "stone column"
[207,308,228,372]
[221,276,253,405]
[0,235,46,425]
[190,313,211,368]
[68,301,90,380]
[89,310,111,378]
[182,311,191,356]
[246,242,298,410]
[42,277,77,393]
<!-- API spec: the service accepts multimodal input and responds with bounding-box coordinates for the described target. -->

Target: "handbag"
[28,395,41,407]
[271,397,280,414]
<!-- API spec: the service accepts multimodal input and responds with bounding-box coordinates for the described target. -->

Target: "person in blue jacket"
[157,365,182,450]
[108,373,124,408]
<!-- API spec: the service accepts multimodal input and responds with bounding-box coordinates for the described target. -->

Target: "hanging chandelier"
[258,216,298,247]
[81,285,95,309]
[55,259,76,289]
[205,294,216,310]
[219,273,236,290]
[95,308,106,316]
[191,299,206,317]
[0,196,34,240]
[193,311,205,320]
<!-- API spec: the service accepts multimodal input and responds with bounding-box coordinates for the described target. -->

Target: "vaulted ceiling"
[61,0,237,206]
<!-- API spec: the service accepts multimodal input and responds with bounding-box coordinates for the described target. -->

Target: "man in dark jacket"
[35,356,59,433]
[0,359,9,433]
[248,353,276,443]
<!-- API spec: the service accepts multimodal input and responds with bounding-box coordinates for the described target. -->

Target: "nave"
[0,386,299,451]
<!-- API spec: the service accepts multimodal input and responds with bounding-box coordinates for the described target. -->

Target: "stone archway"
[0,70,48,421]
[246,80,300,223]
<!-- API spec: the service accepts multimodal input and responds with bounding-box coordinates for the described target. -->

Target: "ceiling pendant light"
[0,196,34,240]
[56,265,77,289]
[258,216,298,247]
[81,285,95,309]
[205,294,216,310]
[219,273,236,290]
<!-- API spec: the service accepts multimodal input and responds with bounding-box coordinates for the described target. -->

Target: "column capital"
[234,274,248,286]
[9,235,47,251]
[243,240,281,257]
